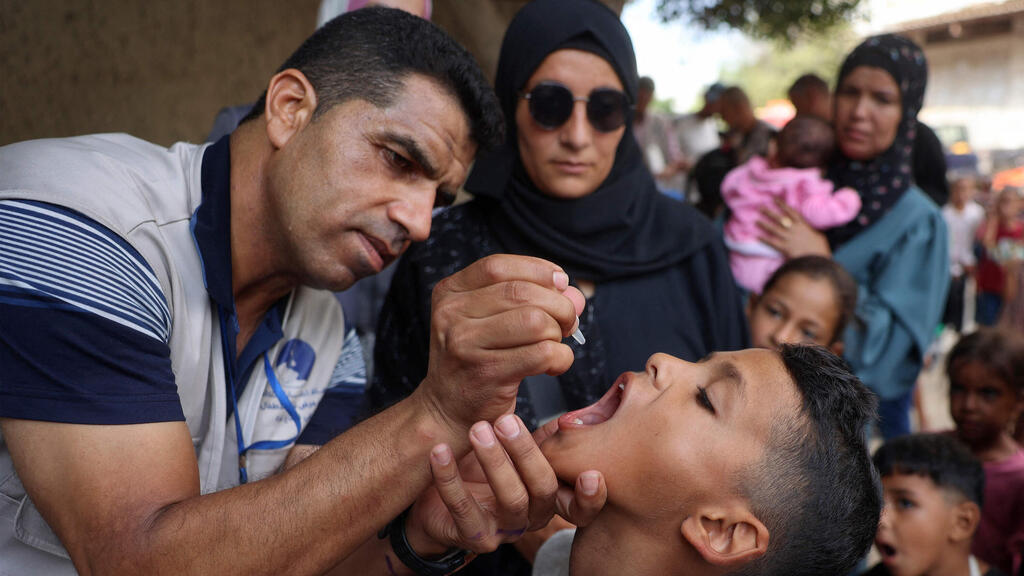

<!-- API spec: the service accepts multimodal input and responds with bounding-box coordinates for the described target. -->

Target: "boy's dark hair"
[776,115,836,168]
[873,433,985,506]
[241,7,503,151]
[761,256,858,343]
[946,328,1024,394]
[732,344,881,576]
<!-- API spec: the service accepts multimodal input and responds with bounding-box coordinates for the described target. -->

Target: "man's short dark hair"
[242,6,503,151]
[761,256,858,344]
[720,86,751,107]
[732,344,881,576]
[638,76,655,94]
[788,73,830,98]
[873,433,985,506]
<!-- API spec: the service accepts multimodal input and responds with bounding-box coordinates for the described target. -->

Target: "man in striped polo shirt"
[0,8,601,575]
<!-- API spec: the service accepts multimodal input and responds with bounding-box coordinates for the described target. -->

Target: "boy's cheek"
[540,435,586,484]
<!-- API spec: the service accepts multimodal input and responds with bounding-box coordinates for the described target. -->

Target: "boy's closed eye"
[696,386,716,414]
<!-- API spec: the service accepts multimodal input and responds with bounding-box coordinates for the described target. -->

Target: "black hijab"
[464,0,713,282]
[827,34,928,247]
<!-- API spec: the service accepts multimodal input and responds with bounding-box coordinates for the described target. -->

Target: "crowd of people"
[0,1,1022,575]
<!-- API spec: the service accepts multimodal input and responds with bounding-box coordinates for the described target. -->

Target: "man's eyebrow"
[382,132,439,180]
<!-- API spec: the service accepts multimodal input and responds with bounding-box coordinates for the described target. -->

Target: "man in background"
[788,73,832,121]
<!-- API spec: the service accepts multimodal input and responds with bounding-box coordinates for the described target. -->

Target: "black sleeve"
[912,122,949,206]
[703,236,751,351]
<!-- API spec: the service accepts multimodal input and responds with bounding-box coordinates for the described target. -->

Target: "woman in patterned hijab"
[758,35,949,440]
[826,34,929,246]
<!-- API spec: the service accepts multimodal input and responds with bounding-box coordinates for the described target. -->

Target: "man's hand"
[413,255,585,440]
[405,415,606,557]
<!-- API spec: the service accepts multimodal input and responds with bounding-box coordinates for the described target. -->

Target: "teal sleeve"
[838,202,949,399]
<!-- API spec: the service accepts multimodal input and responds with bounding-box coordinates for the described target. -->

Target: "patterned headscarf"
[826,34,928,247]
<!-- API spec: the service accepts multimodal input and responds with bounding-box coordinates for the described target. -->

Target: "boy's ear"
[681,504,769,568]
[948,500,981,544]
[264,68,318,150]
[828,340,845,356]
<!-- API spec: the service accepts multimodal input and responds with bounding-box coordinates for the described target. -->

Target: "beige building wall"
[0,1,320,147]
[0,0,626,148]
[910,13,1024,155]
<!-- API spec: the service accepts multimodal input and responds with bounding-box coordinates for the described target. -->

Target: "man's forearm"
[120,393,464,575]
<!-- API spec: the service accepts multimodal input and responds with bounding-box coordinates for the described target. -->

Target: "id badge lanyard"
[218,307,302,484]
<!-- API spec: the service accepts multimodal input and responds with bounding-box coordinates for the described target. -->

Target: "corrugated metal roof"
[891,0,1024,32]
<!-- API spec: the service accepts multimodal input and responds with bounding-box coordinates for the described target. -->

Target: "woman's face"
[834,66,902,161]
[515,49,626,199]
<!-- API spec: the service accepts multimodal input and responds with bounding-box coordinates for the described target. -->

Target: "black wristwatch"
[378,508,468,576]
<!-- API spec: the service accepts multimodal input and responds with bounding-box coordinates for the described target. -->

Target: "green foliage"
[720,25,858,108]
[654,0,863,44]
[650,97,677,113]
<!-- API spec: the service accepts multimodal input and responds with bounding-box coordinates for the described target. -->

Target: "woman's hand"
[404,415,606,558]
[757,199,832,259]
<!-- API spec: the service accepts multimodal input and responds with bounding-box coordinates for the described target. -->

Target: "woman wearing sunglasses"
[368,2,747,570]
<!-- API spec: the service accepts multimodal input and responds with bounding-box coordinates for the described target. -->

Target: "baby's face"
[748,273,841,351]
[875,474,962,576]
[540,350,801,523]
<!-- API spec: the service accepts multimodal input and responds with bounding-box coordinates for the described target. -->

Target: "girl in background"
[947,328,1024,576]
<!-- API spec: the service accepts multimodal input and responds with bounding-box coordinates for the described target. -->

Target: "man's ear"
[263,68,318,150]
[681,505,769,568]
[829,339,845,356]
[948,500,980,544]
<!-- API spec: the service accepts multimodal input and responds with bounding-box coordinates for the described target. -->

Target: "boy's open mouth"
[557,374,627,430]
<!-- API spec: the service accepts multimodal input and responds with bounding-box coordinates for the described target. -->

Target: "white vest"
[0,134,346,573]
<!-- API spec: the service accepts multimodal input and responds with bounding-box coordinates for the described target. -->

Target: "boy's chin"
[541,433,595,485]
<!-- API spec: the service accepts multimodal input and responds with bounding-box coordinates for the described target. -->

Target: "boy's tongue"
[557,378,624,430]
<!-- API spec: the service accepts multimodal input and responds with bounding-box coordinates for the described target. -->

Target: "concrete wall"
[0,0,627,148]
[913,13,1024,156]
[0,1,320,146]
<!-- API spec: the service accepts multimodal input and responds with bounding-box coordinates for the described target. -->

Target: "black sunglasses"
[521,81,631,133]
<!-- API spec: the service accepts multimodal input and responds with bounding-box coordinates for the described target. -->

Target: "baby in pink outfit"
[722,115,861,293]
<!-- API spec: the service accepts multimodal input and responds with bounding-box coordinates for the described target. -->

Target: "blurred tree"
[654,0,862,44]
[720,23,857,108]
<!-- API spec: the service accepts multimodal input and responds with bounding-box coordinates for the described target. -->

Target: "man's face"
[789,89,832,121]
[266,75,475,291]
[950,179,975,208]
[636,88,653,115]
[874,474,963,576]
[541,350,801,523]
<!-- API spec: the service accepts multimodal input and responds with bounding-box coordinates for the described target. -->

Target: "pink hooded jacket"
[723,156,861,249]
